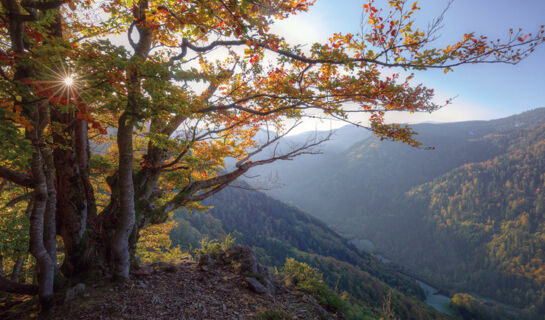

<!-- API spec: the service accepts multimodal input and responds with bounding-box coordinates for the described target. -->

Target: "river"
[349,238,454,316]
[415,280,454,316]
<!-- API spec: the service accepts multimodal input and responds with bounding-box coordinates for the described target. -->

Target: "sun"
[63,74,75,86]
[33,66,82,104]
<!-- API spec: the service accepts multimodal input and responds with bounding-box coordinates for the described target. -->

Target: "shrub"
[193,234,236,259]
[281,258,347,313]
[257,308,292,320]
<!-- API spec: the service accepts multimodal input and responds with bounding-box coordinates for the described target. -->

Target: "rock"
[198,253,214,268]
[222,246,258,275]
[245,277,268,294]
[65,283,86,302]
[136,281,148,289]
[257,264,270,278]
[302,294,329,317]
[263,278,277,295]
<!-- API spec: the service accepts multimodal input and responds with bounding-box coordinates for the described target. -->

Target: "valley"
[245,108,545,319]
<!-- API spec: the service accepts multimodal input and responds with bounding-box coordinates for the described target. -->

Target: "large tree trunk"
[46,11,99,278]
[51,111,98,277]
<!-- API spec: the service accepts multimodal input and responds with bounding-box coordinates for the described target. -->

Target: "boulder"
[65,283,86,302]
[221,246,259,275]
[245,277,269,294]
[198,253,214,267]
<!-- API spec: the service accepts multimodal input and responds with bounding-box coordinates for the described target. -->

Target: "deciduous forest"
[0,0,543,318]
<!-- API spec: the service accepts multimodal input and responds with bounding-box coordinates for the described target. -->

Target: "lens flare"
[32,62,82,105]
[64,75,75,86]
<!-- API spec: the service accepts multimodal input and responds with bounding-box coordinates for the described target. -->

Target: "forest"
[260,108,545,319]
[167,186,445,319]
[399,122,545,315]
[0,0,544,318]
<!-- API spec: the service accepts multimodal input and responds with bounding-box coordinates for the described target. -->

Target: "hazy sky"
[271,0,545,133]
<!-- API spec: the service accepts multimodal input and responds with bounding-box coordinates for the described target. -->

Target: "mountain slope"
[255,108,545,318]
[262,108,545,225]
[242,125,371,190]
[200,185,422,296]
[169,186,446,319]
[392,123,545,315]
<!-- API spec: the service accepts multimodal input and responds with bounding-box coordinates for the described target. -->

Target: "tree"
[0,0,543,311]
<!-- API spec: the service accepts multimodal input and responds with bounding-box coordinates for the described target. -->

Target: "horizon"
[284,105,545,136]
[272,0,545,135]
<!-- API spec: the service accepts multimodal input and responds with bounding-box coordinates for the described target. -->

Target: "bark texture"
[110,0,153,279]
[111,113,136,279]
[10,257,24,281]
[29,145,56,309]
[51,111,97,277]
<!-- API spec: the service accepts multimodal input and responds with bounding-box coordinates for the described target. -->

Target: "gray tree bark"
[29,145,56,310]
[10,257,24,282]
[110,0,153,279]
[111,112,136,279]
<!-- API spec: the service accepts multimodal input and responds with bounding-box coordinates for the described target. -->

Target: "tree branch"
[0,166,33,188]
[21,0,64,10]
[0,274,38,295]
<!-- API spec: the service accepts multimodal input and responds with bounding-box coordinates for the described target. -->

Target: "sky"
[270,0,545,133]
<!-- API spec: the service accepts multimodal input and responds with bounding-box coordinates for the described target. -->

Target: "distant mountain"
[169,185,446,319]
[255,107,545,318]
[241,125,371,189]
[260,108,545,224]
[283,125,373,154]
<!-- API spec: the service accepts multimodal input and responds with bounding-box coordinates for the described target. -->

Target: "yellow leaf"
[15,95,22,102]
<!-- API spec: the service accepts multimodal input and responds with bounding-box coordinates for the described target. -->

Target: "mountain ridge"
[253,107,545,318]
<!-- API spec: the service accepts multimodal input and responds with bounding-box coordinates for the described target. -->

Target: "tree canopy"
[0,0,543,312]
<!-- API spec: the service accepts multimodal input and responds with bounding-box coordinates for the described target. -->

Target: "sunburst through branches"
[31,62,82,106]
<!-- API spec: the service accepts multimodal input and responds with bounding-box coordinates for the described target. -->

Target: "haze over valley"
[238,108,545,318]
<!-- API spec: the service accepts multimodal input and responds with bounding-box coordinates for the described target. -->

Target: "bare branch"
[21,0,64,10]
[1,192,33,209]
[0,274,37,295]
[0,166,34,188]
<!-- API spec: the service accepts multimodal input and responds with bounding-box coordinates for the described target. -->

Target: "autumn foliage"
[0,0,543,312]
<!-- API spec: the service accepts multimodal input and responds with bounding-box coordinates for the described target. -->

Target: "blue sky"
[271,0,545,131]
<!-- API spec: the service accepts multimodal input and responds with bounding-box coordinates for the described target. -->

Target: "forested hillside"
[393,123,545,315]
[256,108,545,318]
[262,108,545,225]
[169,186,446,319]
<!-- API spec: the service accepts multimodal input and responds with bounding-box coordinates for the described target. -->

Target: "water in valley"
[349,238,454,315]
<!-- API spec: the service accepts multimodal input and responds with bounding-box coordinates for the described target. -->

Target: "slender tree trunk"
[109,0,153,279]
[26,100,57,310]
[111,112,135,279]
[29,145,55,310]
[43,149,57,269]
[10,257,23,282]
